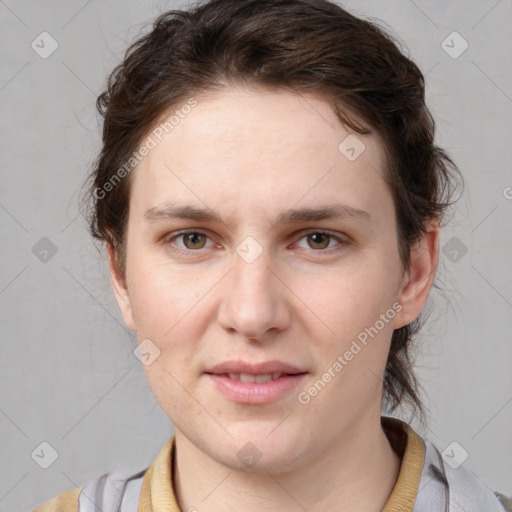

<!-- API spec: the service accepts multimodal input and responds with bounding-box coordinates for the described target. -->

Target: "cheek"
[298,259,401,341]
[126,256,215,394]
[142,362,192,427]
[126,253,205,336]
[295,260,401,408]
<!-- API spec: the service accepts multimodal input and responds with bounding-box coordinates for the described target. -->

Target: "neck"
[172,413,402,512]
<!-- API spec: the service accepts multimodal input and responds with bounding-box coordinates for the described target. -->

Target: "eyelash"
[162,229,349,256]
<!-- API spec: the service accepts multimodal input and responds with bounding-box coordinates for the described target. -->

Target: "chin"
[206,424,308,475]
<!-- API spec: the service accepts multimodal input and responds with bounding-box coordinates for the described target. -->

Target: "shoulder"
[420,437,511,512]
[30,467,147,512]
[31,487,81,512]
[384,417,511,512]
[29,438,173,512]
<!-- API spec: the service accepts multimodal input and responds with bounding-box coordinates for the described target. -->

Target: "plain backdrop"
[1,1,511,510]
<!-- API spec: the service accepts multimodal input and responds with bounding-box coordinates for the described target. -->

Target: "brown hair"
[83,0,461,421]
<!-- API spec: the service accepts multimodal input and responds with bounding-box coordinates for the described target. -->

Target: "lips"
[205,360,308,404]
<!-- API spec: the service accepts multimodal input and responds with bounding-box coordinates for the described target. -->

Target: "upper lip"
[206,360,306,375]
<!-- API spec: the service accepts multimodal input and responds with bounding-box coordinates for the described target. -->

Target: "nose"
[216,246,292,342]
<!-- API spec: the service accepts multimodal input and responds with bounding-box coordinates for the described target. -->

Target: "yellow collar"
[381,416,426,512]
[138,416,425,512]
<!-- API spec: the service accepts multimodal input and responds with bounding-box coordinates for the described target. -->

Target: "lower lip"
[206,373,307,404]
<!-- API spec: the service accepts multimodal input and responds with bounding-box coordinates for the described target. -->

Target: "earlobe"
[394,221,439,329]
[107,244,136,331]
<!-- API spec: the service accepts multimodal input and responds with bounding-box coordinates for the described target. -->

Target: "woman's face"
[110,86,433,473]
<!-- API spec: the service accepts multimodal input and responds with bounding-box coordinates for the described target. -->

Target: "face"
[110,86,436,473]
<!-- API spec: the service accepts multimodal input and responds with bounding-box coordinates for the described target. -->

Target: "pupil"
[310,233,328,249]
[187,233,203,248]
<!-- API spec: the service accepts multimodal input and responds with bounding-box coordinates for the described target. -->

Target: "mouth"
[219,372,289,383]
[204,361,308,404]
[205,359,306,376]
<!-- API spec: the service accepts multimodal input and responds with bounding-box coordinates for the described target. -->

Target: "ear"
[107,244,136,331]
[394,220,439,329]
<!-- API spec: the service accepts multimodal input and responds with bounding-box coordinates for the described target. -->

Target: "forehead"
[129,86,391,224]
[148,86,382,160]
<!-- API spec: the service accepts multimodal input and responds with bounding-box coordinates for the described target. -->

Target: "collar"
[381,416,426,512]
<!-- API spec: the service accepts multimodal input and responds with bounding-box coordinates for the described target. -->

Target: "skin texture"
[109,86,438,512]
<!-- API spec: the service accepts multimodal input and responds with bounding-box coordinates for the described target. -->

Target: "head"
[84,0,459,472]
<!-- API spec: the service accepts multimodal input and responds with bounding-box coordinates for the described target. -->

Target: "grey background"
[1,0,511,510]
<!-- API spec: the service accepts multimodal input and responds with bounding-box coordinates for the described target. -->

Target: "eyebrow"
[143,202,371,225]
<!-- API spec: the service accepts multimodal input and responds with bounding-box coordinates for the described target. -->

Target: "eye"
[294,230,347,252]
[164,230,216,253]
